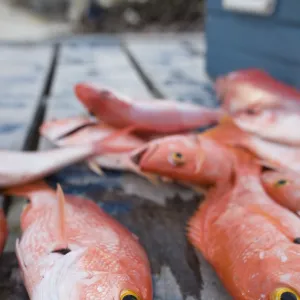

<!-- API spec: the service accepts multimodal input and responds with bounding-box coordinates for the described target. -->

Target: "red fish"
[4,181,153,299]
[215,68,300,113]
[74,83,224,134]
[130,133,235,188]
[188,148,300,300]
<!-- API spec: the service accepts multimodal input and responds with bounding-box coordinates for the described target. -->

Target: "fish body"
[234,107,300,145]
[41,117,145,151]
[261,170,300,214]
[188,149,300,300]
[4,182,152,300]
[203,117,300,174]
[216,68,300,113]
[74,83,223,134]
[0,128,133,188]
[39,116,97,141]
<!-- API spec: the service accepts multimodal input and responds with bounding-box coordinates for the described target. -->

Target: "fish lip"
[129,144,158,168]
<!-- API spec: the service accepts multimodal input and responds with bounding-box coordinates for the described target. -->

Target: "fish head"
[130,134,230,186]
[216,69,281,113]
[74,83,131,116]
[130,134,204,185]
[32,247,152,300]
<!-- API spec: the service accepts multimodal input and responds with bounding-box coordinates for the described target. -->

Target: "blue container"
[205,0,300,88]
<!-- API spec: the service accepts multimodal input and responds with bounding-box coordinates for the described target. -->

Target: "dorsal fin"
[56,184,67,245]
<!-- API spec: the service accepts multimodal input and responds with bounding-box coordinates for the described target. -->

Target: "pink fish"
[74,83,224,134]
[39,116,97,141]
[216,68,300,113]
[0,128,133,188]
[233,107,300,145]
[4,181,152,299]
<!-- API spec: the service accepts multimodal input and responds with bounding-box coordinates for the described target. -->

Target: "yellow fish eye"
[169,152,185,166]
[274,179,289,188]
[272,287,300,300]
[120,290,141,300]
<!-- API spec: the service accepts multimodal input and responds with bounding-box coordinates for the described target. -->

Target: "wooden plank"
[2,44,55,257]
[36,37,208,300]
[124,35,218,108]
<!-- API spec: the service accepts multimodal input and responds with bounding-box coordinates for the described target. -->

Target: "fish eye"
[274,179,289,187]
[169,152,185,166]
[272,288,300,300]
[120,290,141,300]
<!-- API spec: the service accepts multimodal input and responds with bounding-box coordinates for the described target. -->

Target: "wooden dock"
[0,33,232,300]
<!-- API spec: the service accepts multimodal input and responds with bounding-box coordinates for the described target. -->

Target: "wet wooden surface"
[0,34,231,300]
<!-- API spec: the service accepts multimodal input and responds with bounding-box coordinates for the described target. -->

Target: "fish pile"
[1,68,300,299]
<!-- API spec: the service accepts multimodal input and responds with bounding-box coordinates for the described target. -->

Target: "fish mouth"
[130,144,158,168]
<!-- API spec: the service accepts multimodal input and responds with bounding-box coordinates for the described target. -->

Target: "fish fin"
[142,172,161,186]
[87,159,105,176]
[189,185,208,195]
[3,181,50,198]
[202,114,248,146]
[56,184,67,246]
[186,198,208,250]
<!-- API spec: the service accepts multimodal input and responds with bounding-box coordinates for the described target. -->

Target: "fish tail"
[3,180,51,198]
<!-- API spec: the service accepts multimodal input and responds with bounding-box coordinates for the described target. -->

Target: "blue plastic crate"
[205,0,300,87]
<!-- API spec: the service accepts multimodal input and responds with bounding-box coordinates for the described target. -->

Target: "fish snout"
[129,144,158,169]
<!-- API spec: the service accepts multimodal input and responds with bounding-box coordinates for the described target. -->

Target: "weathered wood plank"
[2,44,55,256]
[124,35,218,108]
[37,37,204,300]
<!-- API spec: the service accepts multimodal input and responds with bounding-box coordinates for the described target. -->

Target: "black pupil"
[175,153,182,159]
[122,295,137,300]
[294,238,300,244]
[280,291,297,300]
[277,179,287,185]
